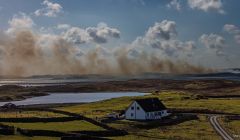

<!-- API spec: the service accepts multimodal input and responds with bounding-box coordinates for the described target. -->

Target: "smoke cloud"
[0,30,210,77]
[0,17,211,77]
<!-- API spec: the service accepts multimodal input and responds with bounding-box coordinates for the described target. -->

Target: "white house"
[125,98,169,120]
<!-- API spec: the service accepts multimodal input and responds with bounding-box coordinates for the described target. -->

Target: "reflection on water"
[0,92,148,106]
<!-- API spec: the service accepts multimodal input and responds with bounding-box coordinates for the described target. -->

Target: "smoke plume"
[0,29,211,77]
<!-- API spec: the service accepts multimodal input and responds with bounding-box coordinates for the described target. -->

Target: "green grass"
[0,111,66,118]
[0,135,60,140]
[54,91,239,139]
[57,96,145,118]
[156,91,240,114]
[109,115,220,140]
[57,91,240,118]
[53,91,240,139]
[0,116,221,140]
[1,91,239,139]
[164,98,240,114]
[4,120,104,132]
[220,119,240,140]
[56,91,191,118]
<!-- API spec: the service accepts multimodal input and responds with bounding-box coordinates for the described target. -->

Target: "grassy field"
[0,111,66,118]
[52,91,240,139]
[0,91,239,139]
[3,120,105,132]
[220,118,240,140]
[1,116,221,140]
[57,91,240,118]
[0,135,60,140]
[0,85,48,102]
[108,115,220,140]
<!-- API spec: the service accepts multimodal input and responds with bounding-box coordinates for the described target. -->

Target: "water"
[0,92,148,106]
[0,78,117,87]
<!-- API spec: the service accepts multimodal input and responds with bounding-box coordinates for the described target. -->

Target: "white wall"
[162,110,169,117]
[125,101,146,120]
[125,102,169,120]
[145,110,167,120]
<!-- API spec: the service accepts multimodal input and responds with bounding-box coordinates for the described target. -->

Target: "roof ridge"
[134,97,166,112]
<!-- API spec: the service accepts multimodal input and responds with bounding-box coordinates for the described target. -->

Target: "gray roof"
[135,98,166,112]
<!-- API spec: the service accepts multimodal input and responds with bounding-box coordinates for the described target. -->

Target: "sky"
[0,0,240,76]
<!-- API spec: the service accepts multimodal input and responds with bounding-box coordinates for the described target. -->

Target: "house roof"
[135,98,166,112]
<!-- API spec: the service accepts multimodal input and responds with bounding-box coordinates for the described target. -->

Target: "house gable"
[125,101,146,120]
[125,98,169,120]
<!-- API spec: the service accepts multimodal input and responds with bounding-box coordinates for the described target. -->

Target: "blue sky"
[1,0,240,41]
[0,0,240,75]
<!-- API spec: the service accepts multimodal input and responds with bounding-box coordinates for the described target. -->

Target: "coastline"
[0,78,240,103]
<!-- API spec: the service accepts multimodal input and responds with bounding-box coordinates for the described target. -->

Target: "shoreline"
[0,92,148,107]
[0,92,49,102]
[0,78,240,103]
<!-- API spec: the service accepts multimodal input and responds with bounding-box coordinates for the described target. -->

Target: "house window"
[137,106,140,110]
[131,107,134,110]
[131,113,134,117]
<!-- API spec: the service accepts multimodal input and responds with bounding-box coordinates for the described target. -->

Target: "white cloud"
[62,27,89,45]
[61,22,121,45]
[188,0,225,14]
[145,20,177,41]
[199,33,226,56]
[223,24,240,45]
[57,24,71,30]
[6,13,34,34]
[167,0,181,11]
[39,26,54,34]
[234,35,240,45]
[132,20,195,57]
[86,22,120,44]
[223,24,240,34]
[35,0,63,17]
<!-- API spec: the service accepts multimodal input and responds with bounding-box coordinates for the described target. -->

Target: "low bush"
[0,124,15,135]
[17,128,70,137]
[0,117,81,123]
[61,135,110,140]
